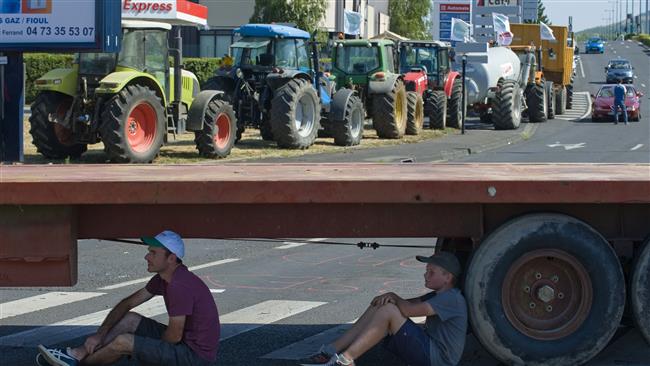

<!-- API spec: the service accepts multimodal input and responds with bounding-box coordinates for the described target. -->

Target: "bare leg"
[81,334,134,366]
[332,304,381,352]
[341,303,407,361]
[69,312,142,361]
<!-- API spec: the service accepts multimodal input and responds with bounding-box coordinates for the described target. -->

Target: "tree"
[388,0,431,39]
[249,0,327,35]
[525,1,551,25]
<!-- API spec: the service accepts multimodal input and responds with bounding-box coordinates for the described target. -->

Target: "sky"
[544,0,649,32]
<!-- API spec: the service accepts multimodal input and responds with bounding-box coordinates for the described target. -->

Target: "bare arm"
[97,288,154,338]
[372,292,437,318]
[163,316,186,344]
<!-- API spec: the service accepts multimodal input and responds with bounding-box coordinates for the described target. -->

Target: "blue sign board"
[440,12,471,22]
[0,0,121,52]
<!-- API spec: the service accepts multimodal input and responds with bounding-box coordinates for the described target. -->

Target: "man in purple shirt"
[37,230,220,366]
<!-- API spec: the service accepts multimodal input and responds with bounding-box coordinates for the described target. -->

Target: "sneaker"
[301,353,355,366]
[298,350,334,364]
[36,345,79,366]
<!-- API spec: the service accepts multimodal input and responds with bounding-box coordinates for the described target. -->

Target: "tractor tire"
[194,99,237,158]
[465,213,625,366]
[493,79,523,130]
[29,92,87,159]
[331,94,364,146]
[546,81,556,119]
[426,90,447,130]
[372,79,407,139]
[632,237,650,346]
[566,82,574,109]
[526,82,547,122]
[405,91,424,135]
[447,78,466,129]
[202,77,232,103]
[100,84,166,163]
[556,86,567,115]
[260,115,274,141]
[270,78,320,149]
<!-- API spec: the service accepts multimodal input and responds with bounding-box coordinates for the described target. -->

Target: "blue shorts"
[383,319,432,366]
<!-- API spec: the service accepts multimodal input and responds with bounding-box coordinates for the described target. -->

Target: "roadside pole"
[0,52,24,162]
[461,55,467,135]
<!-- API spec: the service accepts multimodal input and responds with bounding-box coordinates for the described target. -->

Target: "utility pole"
[626,0,630,33]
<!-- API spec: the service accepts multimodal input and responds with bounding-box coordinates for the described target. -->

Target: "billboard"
[433,0,471,42]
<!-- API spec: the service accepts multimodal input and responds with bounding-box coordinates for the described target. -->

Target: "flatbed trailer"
[1,163,649,365]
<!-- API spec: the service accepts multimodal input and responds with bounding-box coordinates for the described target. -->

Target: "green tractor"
[30,20,236,163]
[330,39,407,139]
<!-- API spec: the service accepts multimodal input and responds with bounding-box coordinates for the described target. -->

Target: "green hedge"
[637,34,650,47]
[24,54,222,103]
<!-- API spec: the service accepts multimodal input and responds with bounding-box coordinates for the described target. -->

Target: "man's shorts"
[133,316,214,366]
[383,319,434,366]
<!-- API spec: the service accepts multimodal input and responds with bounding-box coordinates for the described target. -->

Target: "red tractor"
[399,40,465,132]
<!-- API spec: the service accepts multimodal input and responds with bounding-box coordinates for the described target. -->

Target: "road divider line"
[631,144,644,151]
[0,292,105,320]
[99,258,240,290]
[275,238,327,250]
[220,300,326,341]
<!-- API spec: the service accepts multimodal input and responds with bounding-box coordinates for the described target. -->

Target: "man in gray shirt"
[301,251,468,366]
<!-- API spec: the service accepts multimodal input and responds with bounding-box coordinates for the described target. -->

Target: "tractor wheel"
[405,92,424,135]
[566,82,574,109]
[526,82,547,122]
[29,92,87,159]
[202,77,232,103]
[493,79,523,130]
[194,99,237,158]
[632,237,650,346]
[100,84,165,163]
[546,81,556,119]
[426,90,447,130]
[447,78,466,129]
[465,213,625,366]
[556,86,567,115]
[372,79,407,139]
[331,94,364,146]
[270,78,320,149]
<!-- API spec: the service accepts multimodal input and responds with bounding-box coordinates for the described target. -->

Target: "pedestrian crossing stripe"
[0,292,105,321]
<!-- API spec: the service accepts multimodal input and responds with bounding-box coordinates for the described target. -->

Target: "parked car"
[605,59,634,83]
[585,37,605,53]
[591,84,643,122]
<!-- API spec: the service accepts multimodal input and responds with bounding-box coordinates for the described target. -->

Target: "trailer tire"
[566,83,574,109]
[100,84,165,163]
[331,94,364,146]
[29,92,87,159]
[493,79,522,130]
[194,99,237,158]
[465,213,625,366]
[631,237,650,346]
[270,78,320,149]
[526,82,547,122]
[426,90,447,129]
[447,78,465,129]
[556,86,567,115]
[372,79,407,139]
[406,92,424,135]
[546,81,556,119]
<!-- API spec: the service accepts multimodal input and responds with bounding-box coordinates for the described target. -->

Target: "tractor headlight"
[101,82,120,89]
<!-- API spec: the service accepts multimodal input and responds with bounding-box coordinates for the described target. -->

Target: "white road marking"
[642,84,646,88]
[98,258,240,290]
[210,289,226,293]
[0,292,105,320]
[275,238,327,250]
[547,142,586,150]
[579,58,585,78]
[220,300,326,341]
[631,144,644,151]
[0,297,167,346]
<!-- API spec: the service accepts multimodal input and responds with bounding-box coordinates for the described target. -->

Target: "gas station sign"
[121,0,208,26]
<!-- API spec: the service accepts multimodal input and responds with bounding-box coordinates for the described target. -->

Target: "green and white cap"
[141,230,185,259]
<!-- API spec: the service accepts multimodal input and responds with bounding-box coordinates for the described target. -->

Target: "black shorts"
[383,319,433,366]
[132,317,214,366]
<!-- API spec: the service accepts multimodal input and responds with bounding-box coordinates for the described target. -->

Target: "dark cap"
[416,252,462,277]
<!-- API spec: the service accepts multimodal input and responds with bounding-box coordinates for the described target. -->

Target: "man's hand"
[84,333,103,355]
[371,292,398,306]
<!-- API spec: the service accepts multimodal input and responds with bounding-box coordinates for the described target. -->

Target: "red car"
[591,84,643,122]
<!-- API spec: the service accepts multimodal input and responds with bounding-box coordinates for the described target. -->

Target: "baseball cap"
[416,251,461,277]
[141,230,185,259]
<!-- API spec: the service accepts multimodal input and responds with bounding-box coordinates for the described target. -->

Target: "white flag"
[344,9,362,35]
[450,18,472,42]
[492,13,510,35]
[540,22,556,41]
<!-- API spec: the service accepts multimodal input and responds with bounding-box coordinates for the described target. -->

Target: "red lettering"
[122,0,132,10]
[152,3,159,10]
[123,1,173,13]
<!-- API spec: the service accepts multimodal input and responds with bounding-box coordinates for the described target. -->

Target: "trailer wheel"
[331,94,364,146]
[631,237,650,346]
[405,92,424,135]
[100,85,165,163]
[493,79,522,130]
[465,213,624,366]
[546,81,556,119]
[29,92,87,159]
[270,78,320,149]
[526,82,548,122]
[566,82,574,109]
[372,79,407,139]
[426,90,447,129]
[194,99,236,158]
[556,86,567,115]
[447,78,465,129]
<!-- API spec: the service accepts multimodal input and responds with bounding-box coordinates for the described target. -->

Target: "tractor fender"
[266,71,311,90]
[95,71,167,105]
[33,66,78,97]
[329,88,356,122]
[368,74,401,95]
[444,71,460,97]
[187,90,227,131]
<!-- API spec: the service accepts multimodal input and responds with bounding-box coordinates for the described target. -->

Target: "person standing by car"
[613,79,628,125]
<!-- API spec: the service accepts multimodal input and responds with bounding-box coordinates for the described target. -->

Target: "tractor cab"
[398,40,451,90]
